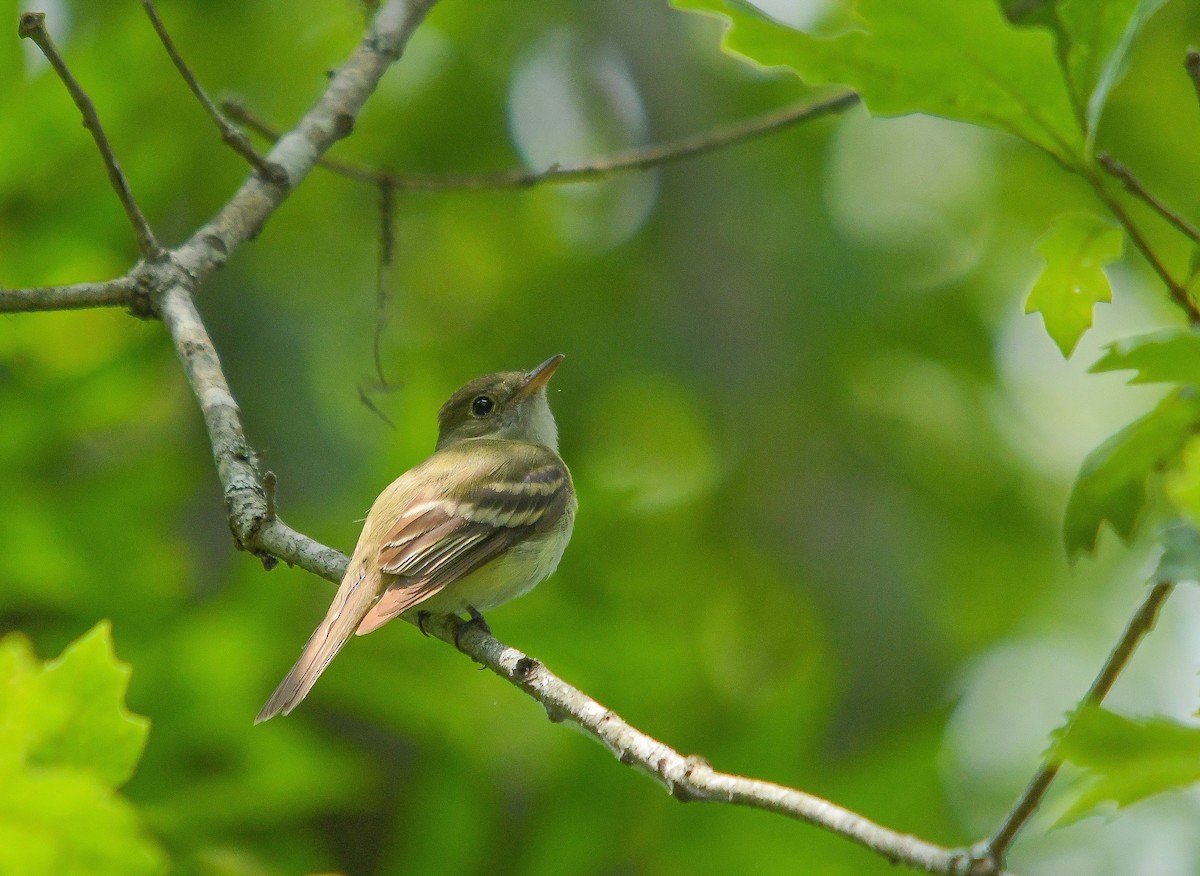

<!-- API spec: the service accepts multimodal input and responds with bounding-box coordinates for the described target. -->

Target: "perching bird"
[256,355,575,722]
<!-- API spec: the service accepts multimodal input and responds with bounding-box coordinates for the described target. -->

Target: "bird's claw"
[465,605,491,635]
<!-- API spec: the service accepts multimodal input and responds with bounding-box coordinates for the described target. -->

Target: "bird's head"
[436,354,564,450]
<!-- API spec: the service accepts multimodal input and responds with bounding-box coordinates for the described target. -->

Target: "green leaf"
[670,0,1085,165]
[33,621,150,787]
[1055,705,1200,824]
[1090,329,1200,386]
[0,624,165,876]
[1064,390,1200,558]
[1025,212,1123,357]
[1164,435,1200,532]
[1055,0,1169,144]
[0,770,166,876]
[0,634,40,775]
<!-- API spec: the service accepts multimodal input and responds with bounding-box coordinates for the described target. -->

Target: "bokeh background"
[4,1,1200,874]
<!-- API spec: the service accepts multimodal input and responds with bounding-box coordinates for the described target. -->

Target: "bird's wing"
[356,441,572,634]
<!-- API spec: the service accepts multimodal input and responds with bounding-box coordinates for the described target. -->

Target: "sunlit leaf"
[1055,705,1200,824]
[33,621,150,787]
[1025,212,1123,357]
[1064,390,1200,558]
[0,624,164,876]
[670,0,1085,164]
[0,770,165,876]
[1090,328,1200,386]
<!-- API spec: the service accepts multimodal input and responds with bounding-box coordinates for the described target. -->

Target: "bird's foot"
[416,610,432,637]
[465,605,491,635]
[453,606,491,651]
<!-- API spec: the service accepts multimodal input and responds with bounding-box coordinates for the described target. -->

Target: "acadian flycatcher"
[256,355,575,722]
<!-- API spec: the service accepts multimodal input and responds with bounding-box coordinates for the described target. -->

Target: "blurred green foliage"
[1064,390,1200,557]
[5,1,1200,874]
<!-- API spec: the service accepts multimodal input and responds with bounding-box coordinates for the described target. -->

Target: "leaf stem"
[1090,177,1200,324]
[984,581,1175,862]
[1098,154,1200,246]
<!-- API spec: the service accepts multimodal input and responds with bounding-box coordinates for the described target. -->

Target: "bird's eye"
[471,395,495,416]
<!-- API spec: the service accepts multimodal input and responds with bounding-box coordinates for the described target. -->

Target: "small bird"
[256,355,576,722]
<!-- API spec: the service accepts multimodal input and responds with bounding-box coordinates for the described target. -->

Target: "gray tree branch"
[0,276,143,313]
[428,617,991,875]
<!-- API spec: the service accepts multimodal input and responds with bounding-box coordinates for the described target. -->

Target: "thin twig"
[983,581,1175,863]
[1092,181,1200,324]
[169,0,438,285]
[1098,153,1200,245]
[140,0,287,184]
[355,179,400,429]
[18,13,162,260]
[0,277,141,313]
[263,470,278,523]
[373,179,395,387]
[1186,50,1200,110]
[222,90,861,191]
[356,382,397,429]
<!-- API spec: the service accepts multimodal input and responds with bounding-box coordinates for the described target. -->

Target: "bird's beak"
[513,354,564,402]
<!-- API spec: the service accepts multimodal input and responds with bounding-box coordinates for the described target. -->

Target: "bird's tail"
[255,564,378,723]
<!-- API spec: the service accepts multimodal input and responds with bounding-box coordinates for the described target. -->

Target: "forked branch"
[140,0,286,184]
